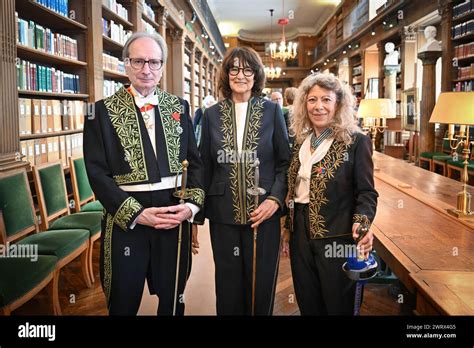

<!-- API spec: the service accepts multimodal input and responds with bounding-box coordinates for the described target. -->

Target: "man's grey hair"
[122,31,168,64]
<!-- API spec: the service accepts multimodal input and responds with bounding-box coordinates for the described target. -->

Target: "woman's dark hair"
[218,46,266,99]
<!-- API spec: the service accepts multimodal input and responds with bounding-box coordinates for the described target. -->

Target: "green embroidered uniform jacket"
[286,132,378,239]
[83,86,205,231]
[196,97,291,225]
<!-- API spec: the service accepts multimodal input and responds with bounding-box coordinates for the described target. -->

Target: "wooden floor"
[13,222,408,316]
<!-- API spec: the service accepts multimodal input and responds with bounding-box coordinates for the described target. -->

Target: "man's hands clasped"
[136,204,192,230]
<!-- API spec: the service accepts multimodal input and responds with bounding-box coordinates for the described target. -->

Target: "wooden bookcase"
[11,0,221,171]
[451,0,474,92]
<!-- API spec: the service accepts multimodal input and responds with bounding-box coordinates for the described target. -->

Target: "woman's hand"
[191,224,199,255]
[352,223,374,259]
[250,199,279,229]
[281,228,290,258]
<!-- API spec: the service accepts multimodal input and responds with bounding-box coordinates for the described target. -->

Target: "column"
[437,0,453,150]
[85,0,104,102]
[417,51,442,155]
[189,43,196,113]
[0,0,27,172]
[157,6,169,91]
[170,28,185,97]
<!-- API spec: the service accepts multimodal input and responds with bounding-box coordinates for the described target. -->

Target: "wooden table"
[371,153,474,315]
[409,271,474,315]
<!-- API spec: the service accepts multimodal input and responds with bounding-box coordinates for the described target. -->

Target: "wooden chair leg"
[88,240,95,285]
[81,246,93,288]
[48,270,61,315]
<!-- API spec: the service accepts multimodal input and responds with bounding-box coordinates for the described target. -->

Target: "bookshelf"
[15,0,88,168]
[4,0,222,174]
[349,53,363,108]
[452,0,474,91]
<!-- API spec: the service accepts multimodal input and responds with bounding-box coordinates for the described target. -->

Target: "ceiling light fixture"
[270,0,297,61]
[265,9,281,79]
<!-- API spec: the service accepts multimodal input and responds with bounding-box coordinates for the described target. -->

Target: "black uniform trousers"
[100,188,191,316]
[209,217,281,315]
[290,203,356,315]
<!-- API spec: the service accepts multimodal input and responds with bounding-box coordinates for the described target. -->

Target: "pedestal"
[417,50,442,156]
[383,65,400,102]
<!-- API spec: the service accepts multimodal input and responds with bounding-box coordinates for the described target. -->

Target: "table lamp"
[429,91,474,219]
[357,98,397,170]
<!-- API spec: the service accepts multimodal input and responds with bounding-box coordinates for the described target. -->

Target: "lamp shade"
[429,92,474,125]
[357,98,396,119]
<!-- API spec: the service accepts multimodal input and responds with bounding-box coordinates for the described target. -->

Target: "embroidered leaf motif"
[105,87,148,185]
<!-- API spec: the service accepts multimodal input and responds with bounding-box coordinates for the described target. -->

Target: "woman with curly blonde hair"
[282,73,378,315]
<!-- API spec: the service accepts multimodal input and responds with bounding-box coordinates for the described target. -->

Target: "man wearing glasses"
[84,32,204,315]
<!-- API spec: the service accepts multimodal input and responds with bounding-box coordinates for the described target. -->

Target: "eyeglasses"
[126,58,163,71]
[229,67,254,77]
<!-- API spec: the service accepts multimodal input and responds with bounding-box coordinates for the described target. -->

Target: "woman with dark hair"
[282,73,378,315]
[195,46,290,315]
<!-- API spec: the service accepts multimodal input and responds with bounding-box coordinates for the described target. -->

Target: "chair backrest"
[0,169,38,243]
[33,161,70,230]
[69,156,94,211]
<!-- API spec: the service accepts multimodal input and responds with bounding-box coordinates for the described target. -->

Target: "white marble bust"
[384,42,399,66]
[419,26,441,52]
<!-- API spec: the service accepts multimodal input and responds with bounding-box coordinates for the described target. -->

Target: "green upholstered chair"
[419,139,451,172]
[432,139,457,176]
[0,255,57,315]
[69,156,103,213]
[446,143,474,183]
[0,169,92,314]
[32,162,102,285]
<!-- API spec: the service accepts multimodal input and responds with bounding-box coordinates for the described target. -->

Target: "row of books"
[453,0,474,18]
[104,80,124,98]
[457,64,474,79]
[452,20,474,39]
[17,59,80,94]
[102,18,132,45]
[34,0,69,18]
[142,19,155,34]
[454,43,474,59]
[453,80,473,91]
[352,65,362,76]
[102,0,129,22]
[20,134,83,168]
[16,14,78,60]
[103,53,125,73]
[18,98,86,135]
[143,2,155,22]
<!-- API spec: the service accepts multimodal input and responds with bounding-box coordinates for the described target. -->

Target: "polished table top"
[371,153,474,314]
[409,271,474,315]
[373,151,473,209]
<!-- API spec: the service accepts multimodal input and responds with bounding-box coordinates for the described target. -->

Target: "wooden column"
[0,0,27,172]
[129,0,144,31]
[198,51,204,109]
[437,0,453,150]
[85,0,104,102]
[417,51,442,155]
[157,6,168,91]
[189,43,196,113]
[170,28,185,97]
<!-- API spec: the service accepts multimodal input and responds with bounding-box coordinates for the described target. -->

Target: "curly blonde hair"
[290,73,362,145]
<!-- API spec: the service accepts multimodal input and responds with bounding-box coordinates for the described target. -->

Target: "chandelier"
[265,9,282,80]
[270,0,297,61]
[265,65,282,79]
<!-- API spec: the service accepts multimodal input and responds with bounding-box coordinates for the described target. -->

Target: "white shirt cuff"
[185,203,200,223]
